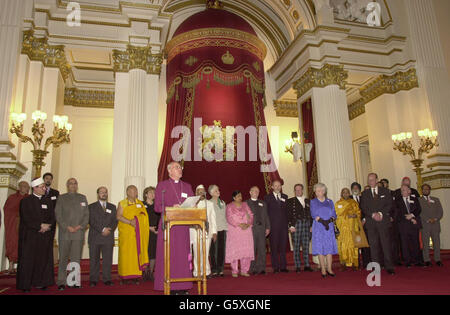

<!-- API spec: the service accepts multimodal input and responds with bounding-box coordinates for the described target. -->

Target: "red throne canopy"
[158,2,282,202]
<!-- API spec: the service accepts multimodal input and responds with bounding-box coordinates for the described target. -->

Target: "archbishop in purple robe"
[154,162,194,294]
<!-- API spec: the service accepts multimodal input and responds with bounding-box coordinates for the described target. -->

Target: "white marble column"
[0,0,30,270]
[407,0,450,249]
[310,85,356,201]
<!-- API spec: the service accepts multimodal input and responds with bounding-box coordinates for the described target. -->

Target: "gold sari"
[335,198,361,267]
[118,199,150,279]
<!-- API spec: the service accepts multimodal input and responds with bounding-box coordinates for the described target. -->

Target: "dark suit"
[286,197,311,268]
[264,192,289,271]
[394,195,421,265]
[246,199,270,273]
[88,201,118,283]
[360,187,394,271]
[44,187,59,237]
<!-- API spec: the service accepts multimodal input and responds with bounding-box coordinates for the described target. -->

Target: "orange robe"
[4,192,28,262]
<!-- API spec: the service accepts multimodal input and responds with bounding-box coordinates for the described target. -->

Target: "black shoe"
[415,263,424,267]
[280,269,289,273]
[326,271,336,277]
[405,264,412,268]
[40,287,47,291]
[304,266,313,272]
[58,285,65,291]
[436,261,443,267]
[387,269,396,275]
[295,268,301,273]
[90,282,97,287]
[425,261,432,267]
[396,262,403,266]
[22,289,31,293]
[104,281,114,286]
[176,290,189,295]
[321,272,327,278]
[250,271,258,276]
[258,271,266,275]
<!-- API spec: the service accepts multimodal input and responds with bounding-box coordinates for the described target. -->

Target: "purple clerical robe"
[154,178,194,291]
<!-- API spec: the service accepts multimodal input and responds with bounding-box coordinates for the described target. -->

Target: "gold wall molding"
[348,68,419,120]
[113,45,163,75]
[422,173,450,190]
[64,88,115,109]
[293,64,348,99]
[273,100,298,117]
[21,30,71,81]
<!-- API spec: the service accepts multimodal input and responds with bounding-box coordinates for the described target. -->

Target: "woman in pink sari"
[225,191,254,277]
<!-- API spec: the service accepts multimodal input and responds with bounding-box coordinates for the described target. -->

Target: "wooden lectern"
[164,207,207,295]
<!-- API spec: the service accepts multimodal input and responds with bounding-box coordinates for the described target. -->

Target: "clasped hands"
[39,223,52,233]
[405,214,417,225]
[239,223,250,230]
[67,225,82,233]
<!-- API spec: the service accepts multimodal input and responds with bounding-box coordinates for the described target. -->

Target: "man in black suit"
[393,177,423,264]
[360,173,395,274]
[43,172,60,209]
[286,184,312,273]
[246,186,270,275]
[394,185,422,267]
[88,187,118,287]
[264,180,289,273]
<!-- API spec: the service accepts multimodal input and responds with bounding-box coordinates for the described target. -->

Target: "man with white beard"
[190,185,217,278]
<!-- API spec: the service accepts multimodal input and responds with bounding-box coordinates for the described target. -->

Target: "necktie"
[372,189,377,199]
[405,199,411,214]
[102,202,106,211]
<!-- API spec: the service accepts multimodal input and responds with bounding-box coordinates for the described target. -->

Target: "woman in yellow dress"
[117,185,150,284]
[335,188,361,271]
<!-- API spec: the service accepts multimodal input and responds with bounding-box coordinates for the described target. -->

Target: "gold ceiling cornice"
[348,68,419,120]
[21,30,71,81]
[293,64,348,99]
[64,88,115,109]
[113,45,163,75]
[273,100,298,118]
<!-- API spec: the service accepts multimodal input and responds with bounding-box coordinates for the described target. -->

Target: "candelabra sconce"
[392,128,439,193]
[10,110,72,178]
[285,131,303,162]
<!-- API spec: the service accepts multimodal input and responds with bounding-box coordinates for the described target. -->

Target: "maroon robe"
[154,178,194,291]
[3,191,28,262]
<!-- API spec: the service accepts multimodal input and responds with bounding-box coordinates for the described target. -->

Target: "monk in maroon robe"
[154,162,194,294]
[3,181,29,274]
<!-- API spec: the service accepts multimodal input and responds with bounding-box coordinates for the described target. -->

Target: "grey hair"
[208,184,219,194]
[313,182,327,194]
[167,161,181,172]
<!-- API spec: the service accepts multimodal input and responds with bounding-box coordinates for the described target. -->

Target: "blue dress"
[311,198,338,255]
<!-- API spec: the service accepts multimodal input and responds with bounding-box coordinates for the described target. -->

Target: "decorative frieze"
[21,30,71,81]
[423,173,450,190]
[64,88,115,109]
[113,45,163,75]
[293,64,348,99]
[273,100,298,117]
[348,68,419,120]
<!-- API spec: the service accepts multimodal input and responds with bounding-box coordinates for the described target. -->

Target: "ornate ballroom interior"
[0,0,449,266]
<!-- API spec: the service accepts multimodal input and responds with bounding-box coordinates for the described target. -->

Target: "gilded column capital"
[294,64,348,99]
[21,30,71,81]
[113,45,163,75]
[273,100,298,117]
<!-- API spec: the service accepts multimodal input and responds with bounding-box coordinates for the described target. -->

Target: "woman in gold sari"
[117,185,150,284]
[335,188,361,271]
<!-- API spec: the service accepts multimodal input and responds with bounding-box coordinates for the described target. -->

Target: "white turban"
[196,184,205,191]
[31,178,45,188]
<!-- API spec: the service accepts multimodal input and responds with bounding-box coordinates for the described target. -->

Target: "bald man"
[55,178,89,290]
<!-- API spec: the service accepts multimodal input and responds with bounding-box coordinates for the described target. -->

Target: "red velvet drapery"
[301,99,318,199]
[158,8,281,202]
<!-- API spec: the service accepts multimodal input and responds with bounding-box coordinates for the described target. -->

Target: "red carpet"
[1,251,449,295]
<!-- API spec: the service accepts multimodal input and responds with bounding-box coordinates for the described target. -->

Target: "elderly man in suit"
[55,178,89,290]
[88,187,118,287]
[360,173,395,275]
[264,180,289,273]
[246,186,270,275]
[419,184,444,267]
[394,185,422,268]
[287,184,313,273]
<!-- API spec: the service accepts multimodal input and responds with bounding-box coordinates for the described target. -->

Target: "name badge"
[51,196,57,200]
[280,198,286,202]
[181,193,188,198]
[106,209,112,214]
[42,204,48,209]
[429,200,435,203]
[409,200,415,204]
[258,203,263,207]
[380,195,385,199]
[81,202,86,207]
[411,194,416,198]
[144,205,148,208]
[338,205,343,209]
[137,204,142,208]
